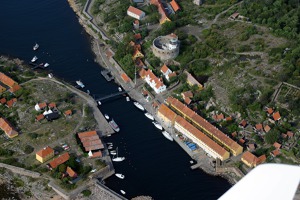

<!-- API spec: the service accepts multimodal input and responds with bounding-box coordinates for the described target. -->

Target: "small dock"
[30,62,47,70]
[101,69,114,82]
[191,163,201,170]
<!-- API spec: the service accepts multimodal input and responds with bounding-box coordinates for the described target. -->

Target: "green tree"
[58,164,67,173]
[265,129,280,144]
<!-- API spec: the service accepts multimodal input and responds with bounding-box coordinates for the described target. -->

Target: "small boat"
[91,169,96,173]
[112,147,125,162]
[76,80,85,88]
[120,190,126,195]
[98,101,101,105]
[39,63,44,66]
[190,160,194,164]
[107,142,113,145]
[110,151,116,155]
[48,73,53,78]
[115,173,125,179]
[33,43,39,51]
[109,118,120,132]
[87,90,90,95]
[162,131,173,141]
[133,102,145,111]
[118,87,122,92]
[145,113,154,121]
[104,114,109,120]
[44,63,49,67]
[126,96,130,102]
[31,56,38,62]
[152,121,163,130]
[108,146,113,150]
[107,134,111,137]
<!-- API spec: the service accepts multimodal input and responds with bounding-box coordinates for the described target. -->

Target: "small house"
[66,167,77,178]
[273,142,281,149]
[272,111,281,121]
[6,98,17,108]
[64,110,72,117]
[127,6,145,20]
[35,102,47,111]
[36,146,54,163]
[239,119,247,128]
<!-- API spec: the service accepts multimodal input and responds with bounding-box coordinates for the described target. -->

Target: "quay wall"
[0,163,41,178]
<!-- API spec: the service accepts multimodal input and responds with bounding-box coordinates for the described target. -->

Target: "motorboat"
[115,173,125,179]
[76,80,85,88]
[108,145,113,150]
[112,147,125,162]
[120,190,126,195]
[152,121,163,130]
[126,96,130,102]
[118,87,122,92]
[98,101,101,105]
[87,90,90,95]
[48,73,53,78]
[104,114,109,120]
[145,112,154,120]
[44,63,49,67]
[110,151,116,155]
[109,118,120,132]
[31,56,38,62]
[133,101,145,111]
[162,131,173,141]
[107,142,113,145]
[33,43,39,51]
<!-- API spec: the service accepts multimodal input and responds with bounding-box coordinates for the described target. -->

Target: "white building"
[127,6,145,20]
[160,64,177,81]
[140,69,166,94]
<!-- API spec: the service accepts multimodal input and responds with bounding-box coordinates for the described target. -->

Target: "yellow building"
[157,104,177,125]
[175,116,230,161]
[36,146,54,163]
[241,151,266,168]
[166,97,243,156]
[184,70,203,90]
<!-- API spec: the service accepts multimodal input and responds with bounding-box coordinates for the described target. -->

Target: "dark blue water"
[0,0,231,199]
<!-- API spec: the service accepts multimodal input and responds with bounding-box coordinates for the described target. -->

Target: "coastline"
[66,0,240,187]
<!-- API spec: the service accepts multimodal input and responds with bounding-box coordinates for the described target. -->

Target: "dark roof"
[45,112,60,121]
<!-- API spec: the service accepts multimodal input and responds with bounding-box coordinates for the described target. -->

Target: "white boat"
[33,43,39,51]
[145,113,154,120]
[48,73,53,78]
[98,101,101,105]
[152,121,163,130]
[112,147,125,162]
[107,142,113,145]
[109,118,120,132]
[133,102,145,111]
[120,190,126,195]
[31,56,38,62]
[162,131,173,141]
[44,63,49,67]
[118,87,122,92]
[110,151,116,155]
[76,80,85,88]
[115,173,125,179]
[107,134,111,137]
[108,145,113,150]
[126,96,130,102]
[104,114,109,120]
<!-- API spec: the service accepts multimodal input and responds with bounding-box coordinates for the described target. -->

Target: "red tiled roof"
[6,98,17,108]
[0,98,6,104]
[231,12,239,19]
[273,142,281,149]
[48,102,56,108]
[66,166,77,178]
[175,116,229,157]
[78,131,104,151]
[239,138,245,145]
[64,110,72,116]
[181,91,193,99]
[166,97,242,153]
[157,104,177,122]
[134,33,142,40]
[257,155,266,165]
[170,0,180,12]
[36,146,54,158]
[271,149,280,157]
[241,151,256,166]
[161,64,170,74]
[0,72,18,88]
[78,131,97,138]
[168,72,177,79]
[266,107,273,115]
[9,84,21,93]
[0,117,18,138]
[281,133,287,139]
[239,120,247,128]
[139,68,147,78]
[273,111,281,121]
[144,69,165,89]
[127,6,144,16]
[121,73,130,83]
[226,116,232,121]
[255,124,263,131]
[264,125,271,133]
[38,102,47,109]
[36,114,45,121]
[49,152,70,169]
[287,131,294,138]
[89,151,102,158]
[183,97,192,105]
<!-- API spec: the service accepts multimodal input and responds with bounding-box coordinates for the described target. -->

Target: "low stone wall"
[90,180,127,200]
[0,163,41,178]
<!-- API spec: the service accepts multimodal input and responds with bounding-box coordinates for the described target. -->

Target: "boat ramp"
[101,69,114,81]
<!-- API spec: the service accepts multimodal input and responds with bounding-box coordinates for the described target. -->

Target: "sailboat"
[112,147,125,162]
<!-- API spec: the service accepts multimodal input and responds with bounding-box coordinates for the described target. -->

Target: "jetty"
[101,69,114,81]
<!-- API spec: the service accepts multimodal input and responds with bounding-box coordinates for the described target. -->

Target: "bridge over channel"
[94,90,129,102]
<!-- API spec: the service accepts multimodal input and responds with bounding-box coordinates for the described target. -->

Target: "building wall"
[36,152,54,163]
[152,37,179,60]
[127,11,145,20]
[241,158,254,168]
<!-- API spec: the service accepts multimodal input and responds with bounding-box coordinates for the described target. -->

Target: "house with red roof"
[36,114,45,122]
[36,146,54,163]
[254,123,263,132]
[160,64,176,81]
[6,98,17,108]
[121,73,131,83]
[142,69,166,94]
[66,167,77,178]
[127,6,145,20]
[48,102,56,109]
[150,0,171,24]
[264,125,271,133]
[286,131,294,139]
[273,142,281,149]
[241,151,266,168]
[270,149,280,157]
[48,152,70,169]
[272,111,281,121]
[170,0,180,12]
[0,117,18,138]
[0,98,6,105]
[181,91,193,105]
[64,110,72,117]
[35,102,47,111]
[239,119,247,128]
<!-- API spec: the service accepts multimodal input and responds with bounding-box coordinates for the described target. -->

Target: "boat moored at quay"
[109,118,120,132]
[133,101,145,111]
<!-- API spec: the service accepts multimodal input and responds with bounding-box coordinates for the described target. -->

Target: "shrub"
[24,145,34,154]
[82,189,92,197]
